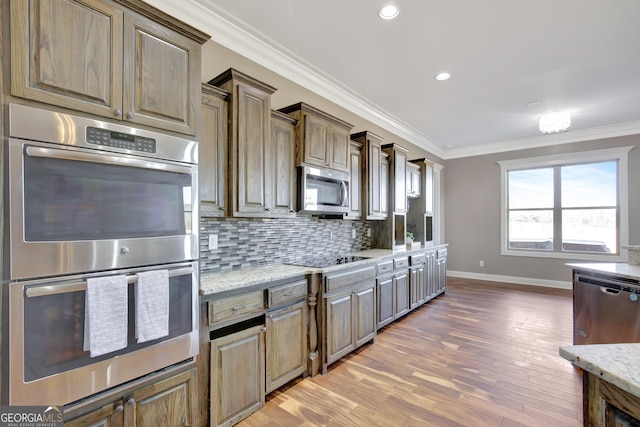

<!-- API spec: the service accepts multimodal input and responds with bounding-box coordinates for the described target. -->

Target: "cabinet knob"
[115,405,124,413]
[126,111,134,119]
[264,208,271,212]
[114,109,122,117]
[126,397,136,406]
[261,327,267,333]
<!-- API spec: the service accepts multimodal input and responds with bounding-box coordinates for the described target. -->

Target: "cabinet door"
[354,286,376,347]
[201,87,227,216]
[417,264,427,304]
[210,325,265,427]
[346,142,362,219]
[271,115,296,217]
[65,401,124,427]
[380,155,389,218]
[234,84,271,216]
[367,141,382,218]
[303,114,330,167]
[265,302,307,393]
[11,0,123,118]
[377,277,394,329]
[436,257,447,294]
[394,272,410,318]
[409,267,420,309]
[326,292,355,364]
[329,125,350,171]
[124,369,197,427]
[394,149,407,213]
[122,12,200,135]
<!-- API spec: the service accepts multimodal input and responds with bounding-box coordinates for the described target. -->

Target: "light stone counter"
[200,264,310,297]
[200,244,448,297]
[559,343,640,398]
[567,263,640,281]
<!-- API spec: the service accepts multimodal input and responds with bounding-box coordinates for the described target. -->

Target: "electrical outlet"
[352,229,356,239]
[367,229,372,238]
[208,234,218,250]
[479,260,485,267]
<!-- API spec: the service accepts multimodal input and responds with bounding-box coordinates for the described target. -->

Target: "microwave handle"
[340,181,348,207]
[24,267,193,298]
[25,146,192,175]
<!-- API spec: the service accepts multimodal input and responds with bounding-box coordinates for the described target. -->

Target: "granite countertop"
[200,245,448,297]
[567,262,640,281]
[559,343,640,398]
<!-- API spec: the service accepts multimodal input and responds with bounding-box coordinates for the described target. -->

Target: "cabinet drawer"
[410,254,426,265]
[268,279,307,308]
[377,260,394,275]
[394,257,409,269]
[208,290,264,325]
[437,248,448,259]
[326,266,376,292]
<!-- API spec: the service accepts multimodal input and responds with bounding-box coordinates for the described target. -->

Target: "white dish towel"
[135,269,169,343]
[83,275,128,357]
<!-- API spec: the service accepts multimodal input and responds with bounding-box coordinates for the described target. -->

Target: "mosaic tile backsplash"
[200,216,373,272]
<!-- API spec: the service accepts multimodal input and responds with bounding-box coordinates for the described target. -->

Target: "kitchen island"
[560,343,640,426]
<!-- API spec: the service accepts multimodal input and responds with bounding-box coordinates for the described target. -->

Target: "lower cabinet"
[210,325,265,427]
[265,300,307,393]
[376,257,410,330]
[65,368,197,427]
[435,248,447,296]
[323,266,377,373]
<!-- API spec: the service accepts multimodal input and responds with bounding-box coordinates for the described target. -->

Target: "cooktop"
[286,255,368,268]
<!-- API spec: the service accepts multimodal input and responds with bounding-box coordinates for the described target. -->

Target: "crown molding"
[444,120,640,159]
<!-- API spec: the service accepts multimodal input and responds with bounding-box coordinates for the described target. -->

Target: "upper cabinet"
[270,111,297,217]
[10,0,207,135]
[208,69,296,218]
[345,140,363,220]
[383,143,408,214]
[406,162,421,198]
[279,103,353,173]
[351,131,388,220]
[200,83,229,217]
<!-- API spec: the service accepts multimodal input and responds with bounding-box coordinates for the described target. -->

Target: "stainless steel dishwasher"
[573,270,640,345]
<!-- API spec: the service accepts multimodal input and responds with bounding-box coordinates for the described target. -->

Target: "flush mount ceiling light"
[435,72,451,81]
[379,5,399,19]
[539,111,571,133]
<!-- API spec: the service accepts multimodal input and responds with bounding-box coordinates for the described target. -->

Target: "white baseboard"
[447,270,572,290]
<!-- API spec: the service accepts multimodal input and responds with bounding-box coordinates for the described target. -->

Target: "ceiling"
[146,0,640,159]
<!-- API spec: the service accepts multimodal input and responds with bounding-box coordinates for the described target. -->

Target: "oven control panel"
[86,126,156,153]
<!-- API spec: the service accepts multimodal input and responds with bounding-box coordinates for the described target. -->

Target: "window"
[498,147,631,261]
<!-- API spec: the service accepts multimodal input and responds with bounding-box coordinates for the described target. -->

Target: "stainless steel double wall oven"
[3,104,200,406]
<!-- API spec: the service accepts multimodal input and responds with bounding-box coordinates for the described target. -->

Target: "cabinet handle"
[264,207,271,211]
[218,207,225,211]
[261,327,267,333]
[126,397,135,406]
[126,111,134,119]
[115,405,124,413]
[232,304,249,311]
[114,109,122,117]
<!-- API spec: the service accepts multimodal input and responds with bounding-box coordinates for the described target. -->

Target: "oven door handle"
[25,146,193,175]
[24,267,194,298]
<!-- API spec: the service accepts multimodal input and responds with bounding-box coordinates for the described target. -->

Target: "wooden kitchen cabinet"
[376,257,410,329]
[279,102,353,172]
[345,140,363,219]
[200,83,229,216]
[265,279,308,393]
[65,368,197,427]
[11,0,206,135]
[406,162,421,198]
[210,325,265,427]
[351,131,389,220]
[384,143,409,214]
[409,253,428,309]
[270,111,297,217]
[323,265,376,373]
[209,69,282,218]
[434,248,447,296]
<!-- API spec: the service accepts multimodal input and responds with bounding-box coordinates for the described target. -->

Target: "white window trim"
[497,146,633,261]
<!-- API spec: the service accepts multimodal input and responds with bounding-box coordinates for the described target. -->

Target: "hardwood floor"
[238,277,583,427]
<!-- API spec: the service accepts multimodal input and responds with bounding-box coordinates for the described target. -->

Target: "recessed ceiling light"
[379,5,399,20]
[435,72,451,81]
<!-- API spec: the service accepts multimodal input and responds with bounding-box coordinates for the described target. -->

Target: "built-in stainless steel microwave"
[298,166,349,214]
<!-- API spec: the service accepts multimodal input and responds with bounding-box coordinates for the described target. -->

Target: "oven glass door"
[21,143,193,241]
[17,265,194,383]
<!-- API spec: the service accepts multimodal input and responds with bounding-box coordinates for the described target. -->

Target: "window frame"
[498,147,632,261]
